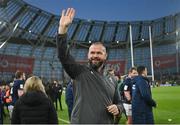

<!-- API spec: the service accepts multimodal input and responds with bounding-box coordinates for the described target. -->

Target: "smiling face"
[88,43,107,70]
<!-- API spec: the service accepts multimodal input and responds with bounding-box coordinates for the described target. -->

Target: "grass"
[153,86,180,124]
[3,86,180,124]
[49,86,180,124]
[57,93,69,124]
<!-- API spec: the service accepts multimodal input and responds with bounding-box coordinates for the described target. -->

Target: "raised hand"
[58,8,75,34]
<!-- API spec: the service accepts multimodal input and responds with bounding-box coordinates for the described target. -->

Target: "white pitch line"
[58,118,70,123]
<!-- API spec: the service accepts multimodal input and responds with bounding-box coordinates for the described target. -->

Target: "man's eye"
[97,52,102,55]
[91,52,95,54]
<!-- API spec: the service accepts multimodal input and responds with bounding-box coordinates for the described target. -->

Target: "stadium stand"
[0,0,179,83]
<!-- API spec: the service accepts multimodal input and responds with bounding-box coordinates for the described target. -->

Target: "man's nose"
[93,53,99,57]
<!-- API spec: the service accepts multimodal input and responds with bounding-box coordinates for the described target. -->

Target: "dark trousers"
[132,112,154,124]
[54,94,63,111]
[58,93,63,110]
[0,104,3,124]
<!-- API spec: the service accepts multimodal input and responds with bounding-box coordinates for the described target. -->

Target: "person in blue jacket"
[65,79,74,120]
[12,70,26,105]
[132,66,156,124]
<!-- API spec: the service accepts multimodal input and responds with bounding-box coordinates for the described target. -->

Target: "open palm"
[59,8,75,27]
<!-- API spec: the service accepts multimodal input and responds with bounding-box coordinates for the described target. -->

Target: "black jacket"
[12,79,24,105]
[11,91,58,124]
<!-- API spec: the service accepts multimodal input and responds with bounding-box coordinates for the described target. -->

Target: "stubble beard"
[89,59,105,71]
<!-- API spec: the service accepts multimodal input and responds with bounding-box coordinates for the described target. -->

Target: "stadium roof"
[0,0,180,48]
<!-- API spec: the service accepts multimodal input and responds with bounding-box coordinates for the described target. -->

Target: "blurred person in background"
[11,76,58,124]
[122,67,137,124]
[57,81,63,111]
[65,79,74,120]
[0,86,3,124]
[132,66,156,124]
[12,70,25,105]
[1,85,6,118]
[4,84,13,119]
[52,80,63,111]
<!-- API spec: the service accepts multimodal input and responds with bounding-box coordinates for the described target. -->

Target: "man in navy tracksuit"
[12,70,25,105]
[123,67,137,124]
[132,66,156,124]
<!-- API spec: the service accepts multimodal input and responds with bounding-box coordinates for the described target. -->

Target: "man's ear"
[87,51,90,59]
[105,53,108,60]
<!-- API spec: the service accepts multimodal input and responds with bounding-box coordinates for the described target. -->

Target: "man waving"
[57,8,122,124]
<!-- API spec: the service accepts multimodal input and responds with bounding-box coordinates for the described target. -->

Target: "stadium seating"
[0,0,179,81]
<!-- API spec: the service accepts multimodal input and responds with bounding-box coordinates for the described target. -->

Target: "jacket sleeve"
[11,101,21,124]
[48,99,58,124]
[113,83,124,114]
[137,80,156,107]
[56,34,83,79]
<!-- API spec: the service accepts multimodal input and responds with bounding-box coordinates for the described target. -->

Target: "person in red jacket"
[4,84,13,119]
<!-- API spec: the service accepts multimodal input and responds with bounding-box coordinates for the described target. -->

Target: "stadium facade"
[0,0,179,82]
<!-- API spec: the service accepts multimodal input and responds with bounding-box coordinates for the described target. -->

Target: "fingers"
[70,8,75,19]
[107,105,116,113]
[107,104,119,116]
[61,9,65,17]
[61,8,75,21]
[59,8,75,34]
[66,8,71,16]
[65,8,75,17]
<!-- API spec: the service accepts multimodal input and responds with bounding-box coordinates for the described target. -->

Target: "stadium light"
[176,31,178,36]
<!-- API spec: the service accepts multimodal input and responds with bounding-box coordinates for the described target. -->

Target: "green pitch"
[153,86,180,124]
[58,86,180,124]
[4,86,180,124]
